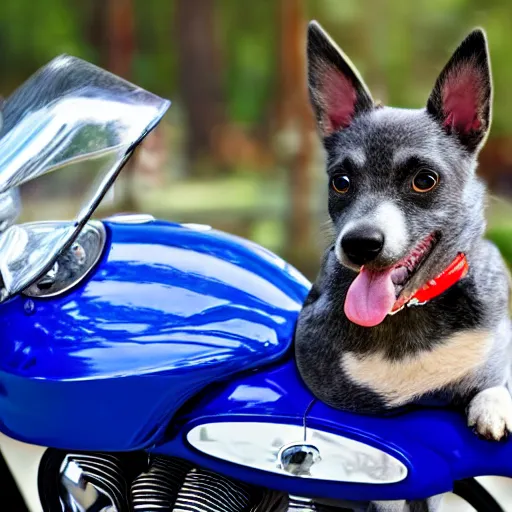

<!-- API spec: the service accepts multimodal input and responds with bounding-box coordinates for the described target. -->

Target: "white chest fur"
[340,330,491,406]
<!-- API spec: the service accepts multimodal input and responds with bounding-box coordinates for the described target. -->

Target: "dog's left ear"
[427,28,492,153]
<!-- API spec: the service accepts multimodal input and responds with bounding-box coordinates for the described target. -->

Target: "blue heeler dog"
[295,21,512,511]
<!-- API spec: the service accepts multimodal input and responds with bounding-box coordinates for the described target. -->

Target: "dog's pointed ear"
[307,21,374,138]
[427,29,492,152]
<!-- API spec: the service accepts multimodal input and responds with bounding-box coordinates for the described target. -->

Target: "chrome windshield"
[0,55,170,300]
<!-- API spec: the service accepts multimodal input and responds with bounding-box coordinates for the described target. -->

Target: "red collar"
[390,253,469,315]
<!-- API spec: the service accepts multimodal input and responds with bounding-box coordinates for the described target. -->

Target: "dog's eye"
[331,175,350,194]
[412,169,439,193]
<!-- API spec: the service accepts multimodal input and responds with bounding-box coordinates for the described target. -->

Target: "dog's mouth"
[390,232,439,305]
[344,232,440,328]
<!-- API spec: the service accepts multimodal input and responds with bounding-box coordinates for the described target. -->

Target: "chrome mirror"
[0,55,170,300]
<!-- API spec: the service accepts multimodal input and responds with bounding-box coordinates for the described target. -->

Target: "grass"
[137,175,286,216]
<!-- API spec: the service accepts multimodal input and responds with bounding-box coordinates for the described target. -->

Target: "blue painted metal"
[0,219,309,450]
[2,215,512,503]
[154,358,512,502]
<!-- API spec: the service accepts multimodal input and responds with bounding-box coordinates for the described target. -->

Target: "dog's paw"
[467,387,512,441]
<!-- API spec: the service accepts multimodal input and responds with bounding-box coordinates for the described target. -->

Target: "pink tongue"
[344,267,396,327]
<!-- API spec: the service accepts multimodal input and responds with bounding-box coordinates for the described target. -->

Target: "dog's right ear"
[307,21,374,138]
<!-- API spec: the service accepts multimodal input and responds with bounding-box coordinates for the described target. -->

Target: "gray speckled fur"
[295,106,511,411]
[295,23,511,510]
[296,22,510,412]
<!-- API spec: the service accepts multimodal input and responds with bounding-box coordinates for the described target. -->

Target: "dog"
[294,21,512,512]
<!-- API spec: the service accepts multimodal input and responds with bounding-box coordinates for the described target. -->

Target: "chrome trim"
[0,189,20,232]
[186,422,408,485]
[172,468,253,512]
[23,220,106,298]
[277,442,321,476]
[104,213,155,224]
[0,55,170,301]
[187,422,304,471]
[131,456,192,511]
[60,456,120,512]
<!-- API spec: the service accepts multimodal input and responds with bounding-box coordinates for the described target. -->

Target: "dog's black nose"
[341,226,384,266]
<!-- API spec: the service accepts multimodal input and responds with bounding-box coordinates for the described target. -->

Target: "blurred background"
[3,0,512,280]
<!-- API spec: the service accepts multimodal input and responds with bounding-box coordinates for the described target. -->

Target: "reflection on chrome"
[23,220,106,298]
[306,427,407,484]
[187,422,303,470]
[0,189,20,231]
[186,421,408,485]
[277,443,322,476]
[0,54,169,301]
[60,458,118,512]
[0,222,73,300]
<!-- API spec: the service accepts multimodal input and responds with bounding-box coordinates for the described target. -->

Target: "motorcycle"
[0,55,510,512]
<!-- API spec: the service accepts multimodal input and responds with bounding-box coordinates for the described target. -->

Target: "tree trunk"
[105,0,137,211]
[105,0,136,78]
[175,0,226,176]
[71,0,139,212]
[82,0,107,64]
[277,0,316,278]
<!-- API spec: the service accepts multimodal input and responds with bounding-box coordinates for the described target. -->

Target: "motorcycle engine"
[38,449,343,512]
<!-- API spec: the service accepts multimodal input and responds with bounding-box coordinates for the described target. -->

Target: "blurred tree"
[277,0,317,275]
[105,0,138,210]
[105,0,136,78]
[79,0,106,64]
[78,0,138,210]
[2,0,512,270]
[133,0,175,97]
[175,0,227,176]
[77,0,135,75]
[0,0,87,90]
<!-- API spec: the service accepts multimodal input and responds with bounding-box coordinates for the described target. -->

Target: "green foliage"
[220,0,278,124]
[0,0,88,89]
[133,0,176,97]
[307,0,512,131]
[487,226,512,268]
[1,0,512,130]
